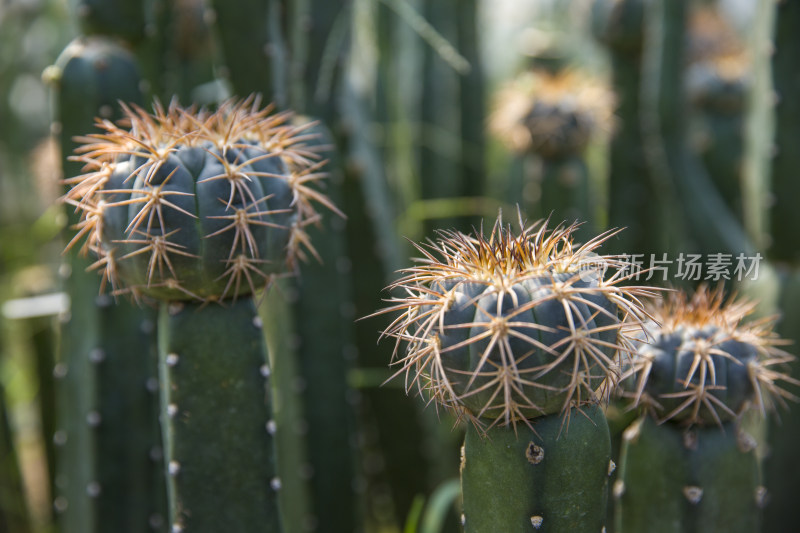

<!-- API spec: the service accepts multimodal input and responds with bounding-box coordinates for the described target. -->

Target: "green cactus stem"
[0,382,31,533]
[209,0,283,103]
[616,286,797,533]
[640,0,753,256]
[767,0,800,264]
[48,35,167,533]
[591,0,671,257]
[461,404,612,533]
[616,416,761,533]
[158,299,281,532]
[283,121,360,533]
[376,215,657,531]
[75,0,146,44]
[686,7,750,224]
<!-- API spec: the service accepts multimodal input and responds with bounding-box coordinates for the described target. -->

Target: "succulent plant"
[60,96,340,533]
[489,69,613,234]
[376,214,655,531]
[621,285,796,426]
[615,286,797,533]
[63,96,338,302]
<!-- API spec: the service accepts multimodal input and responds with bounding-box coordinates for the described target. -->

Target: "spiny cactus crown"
[622,285,798,427]
[63,97,340,302]
[377,214,656,431]
[489,70,614,159]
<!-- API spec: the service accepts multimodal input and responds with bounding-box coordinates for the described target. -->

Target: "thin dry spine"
[61,96,341,302]
[621,285,799,427]
[373,213,660,432]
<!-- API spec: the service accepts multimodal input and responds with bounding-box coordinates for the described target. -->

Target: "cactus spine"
[616,286,796,533]
[377,215,655,532]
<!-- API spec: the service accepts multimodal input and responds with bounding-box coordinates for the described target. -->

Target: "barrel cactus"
[622,285,796,426]
[377,215,656,531]
[63,96,337,301]
[615,286,797,533]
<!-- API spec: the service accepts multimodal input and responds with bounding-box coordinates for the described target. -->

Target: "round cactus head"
[63,97,341,302]
[489,70,613,159]
[377,214,655,430]
[622,285,798,427]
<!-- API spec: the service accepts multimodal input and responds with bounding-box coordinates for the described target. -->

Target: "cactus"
[616,415,761,533]
[63,98,334,301]
[639,0,752,256]
[376,214,655,531]
[686,6,749,223]
[159,298,281,531]
[461,404,612,532]
[62,97,339,532]
[47,35,168,533]
[616,286,797,533]
[489,69,612,235]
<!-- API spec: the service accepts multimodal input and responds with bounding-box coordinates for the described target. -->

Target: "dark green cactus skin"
[431,273,618,421]
[210,0,282,102]
[52,35,166,533]
[592,0,669,257]
[616,416,761,533]
[260,284,314,533]
[288,124,360,533]
[536,155,592,230]
[0,383,31,533]
[691,73,747,224]
[640,0,752,256]
[76,0,146,44]
[768,0,800,264]
[629,322,759,425]
[461,405,611,533]
[763,268,800,532]
[94,138,296,301]
[158,299,281,532]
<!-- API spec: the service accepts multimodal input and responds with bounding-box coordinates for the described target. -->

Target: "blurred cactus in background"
[1,0,800,531]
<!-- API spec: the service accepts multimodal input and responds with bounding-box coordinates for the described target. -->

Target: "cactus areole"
[63,97,340,302]
[379,215,654,428]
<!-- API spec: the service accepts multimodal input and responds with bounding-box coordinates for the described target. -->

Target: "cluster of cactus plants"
[4,0,800,532]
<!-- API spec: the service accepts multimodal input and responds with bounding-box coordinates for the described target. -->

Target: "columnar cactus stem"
[461,404,611,533]
[48,36,166,533]
[376,214,657,532]
[640,0,752,255]
[616,416,761,533]
[159,299,280,531]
